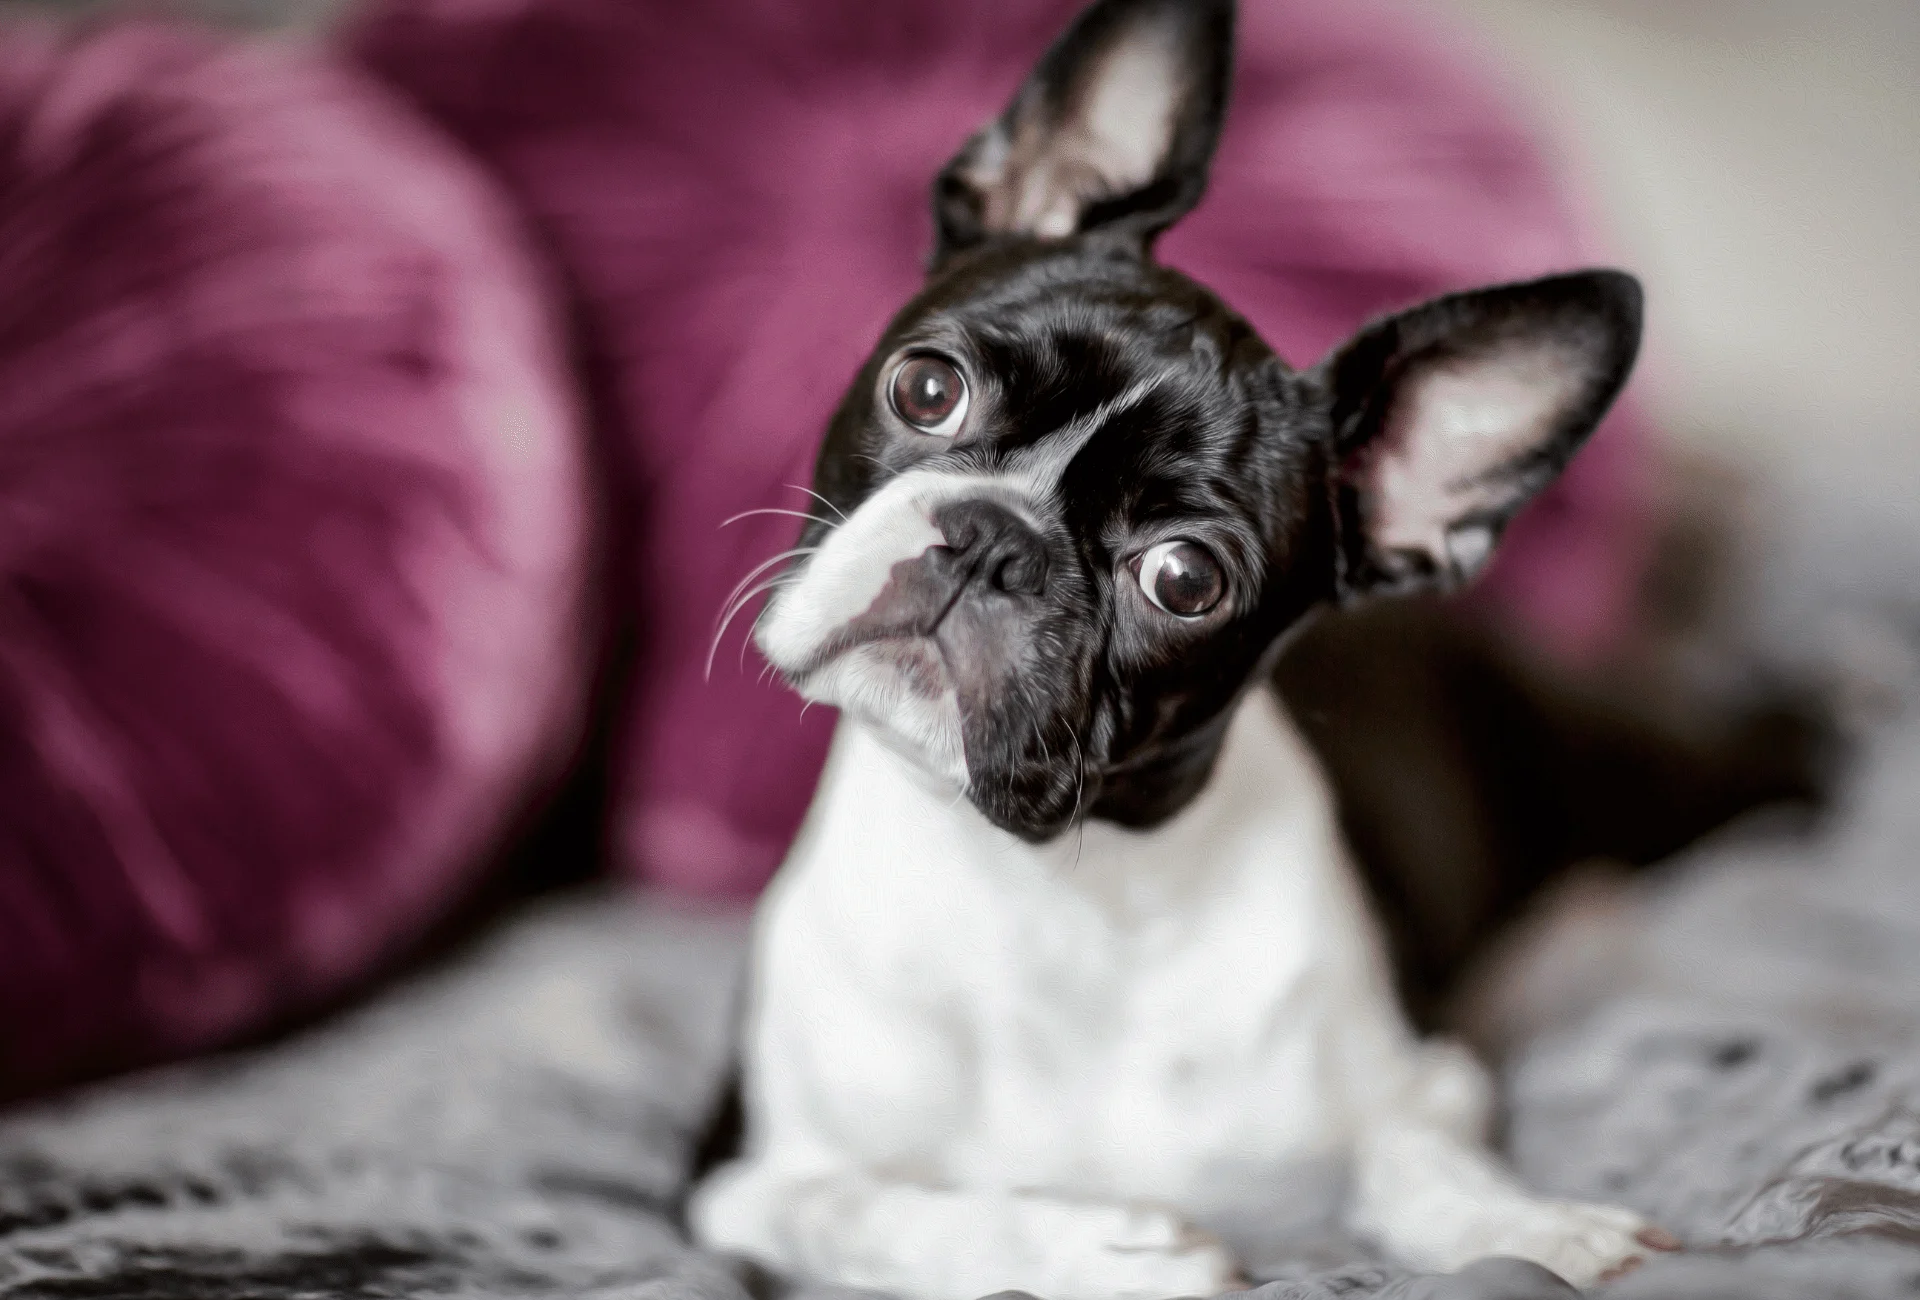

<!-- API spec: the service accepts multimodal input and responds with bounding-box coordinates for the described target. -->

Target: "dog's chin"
[784,637,972,792]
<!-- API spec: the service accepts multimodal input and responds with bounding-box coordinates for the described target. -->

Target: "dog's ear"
[1317,270,1644,602]
[933,0,1234,263]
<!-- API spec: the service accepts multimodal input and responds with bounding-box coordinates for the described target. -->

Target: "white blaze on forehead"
[1006,376,1163,498]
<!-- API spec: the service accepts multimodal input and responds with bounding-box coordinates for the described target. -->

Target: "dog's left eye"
[1134,540,1225,618]
[889,354,969,436]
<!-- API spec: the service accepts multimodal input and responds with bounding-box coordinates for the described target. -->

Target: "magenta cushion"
[0,19,595,1094]
[352,0,1658,900]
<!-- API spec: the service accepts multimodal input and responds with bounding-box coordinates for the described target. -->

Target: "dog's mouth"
[793,629,951,702]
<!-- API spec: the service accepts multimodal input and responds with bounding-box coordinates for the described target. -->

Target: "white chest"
[743,689,1399,1210]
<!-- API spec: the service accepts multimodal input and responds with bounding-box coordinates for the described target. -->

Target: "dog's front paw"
[1031,1203,1243,1300]
[1470,1200,1678,1289]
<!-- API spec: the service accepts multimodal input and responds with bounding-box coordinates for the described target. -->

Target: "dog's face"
[754,0,1642,843]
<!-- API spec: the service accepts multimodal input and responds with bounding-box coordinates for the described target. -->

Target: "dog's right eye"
[888,354,969,437]
[1134,540,1225,618]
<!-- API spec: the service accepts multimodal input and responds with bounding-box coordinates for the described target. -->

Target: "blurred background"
[8,0,1915,484]
[9,0,1916,482]
[1440,0,1918,498]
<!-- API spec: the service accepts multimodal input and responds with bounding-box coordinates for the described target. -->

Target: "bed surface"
[3,696,1918,1299]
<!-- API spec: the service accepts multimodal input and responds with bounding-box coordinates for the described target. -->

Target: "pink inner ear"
[990,14,1191,239]
[1359,343,1584,577]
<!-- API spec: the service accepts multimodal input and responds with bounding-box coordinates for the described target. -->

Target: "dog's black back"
[1277,596,1836,1030]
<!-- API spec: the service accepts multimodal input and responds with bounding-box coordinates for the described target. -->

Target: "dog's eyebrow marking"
[1007,377,1162,497]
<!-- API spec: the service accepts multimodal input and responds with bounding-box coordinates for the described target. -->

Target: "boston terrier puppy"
[691,0,1678,1294]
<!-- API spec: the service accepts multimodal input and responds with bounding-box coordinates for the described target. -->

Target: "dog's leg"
[691,1158,1242,1300]
[1346,1039,1671,1288]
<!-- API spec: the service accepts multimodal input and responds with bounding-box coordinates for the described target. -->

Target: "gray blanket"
[4,702,1920,1300]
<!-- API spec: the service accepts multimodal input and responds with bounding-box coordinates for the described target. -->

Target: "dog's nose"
[933,498,1049,597]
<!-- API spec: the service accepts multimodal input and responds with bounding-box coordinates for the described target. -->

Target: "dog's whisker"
[1068,727,1089,872]
[707,563,809,682]
[742,577,797,673]
[715,547,818,631]
[705,577,788,681]
[708,581,787,669]
[747,589,784,654]
[786,483,848,523]
[719,545,816,605]
[851,452,903,485]
[721,507,839,531]
[715,570,791,646]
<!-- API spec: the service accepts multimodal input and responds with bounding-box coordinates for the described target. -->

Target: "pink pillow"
[0,19,594,1097]
[352,0,1657,900]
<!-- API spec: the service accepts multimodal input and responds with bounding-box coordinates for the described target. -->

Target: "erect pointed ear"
[932,0,1234,264]
[1316,270,1644,602]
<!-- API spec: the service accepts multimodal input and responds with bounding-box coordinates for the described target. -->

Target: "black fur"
[1273,597,1839,1030]
[783,0,1645,844]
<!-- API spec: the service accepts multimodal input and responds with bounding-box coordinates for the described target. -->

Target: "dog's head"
[754,0,1642,841]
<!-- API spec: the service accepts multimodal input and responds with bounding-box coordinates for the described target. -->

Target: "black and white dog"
[691,0,1680,1293]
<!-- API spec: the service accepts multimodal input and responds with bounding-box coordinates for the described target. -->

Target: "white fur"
[691,690,1655,1298]
[1007,378,1161,492]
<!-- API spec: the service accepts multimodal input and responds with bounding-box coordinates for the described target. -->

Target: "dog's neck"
[789,689,1346,932]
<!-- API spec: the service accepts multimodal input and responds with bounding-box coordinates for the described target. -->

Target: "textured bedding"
[3,692,1919,1300]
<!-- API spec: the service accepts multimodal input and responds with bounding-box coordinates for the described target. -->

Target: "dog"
[689,0,1683,1293]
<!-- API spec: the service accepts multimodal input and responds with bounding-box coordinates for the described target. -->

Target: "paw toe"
[1488,1202,1669,1289]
